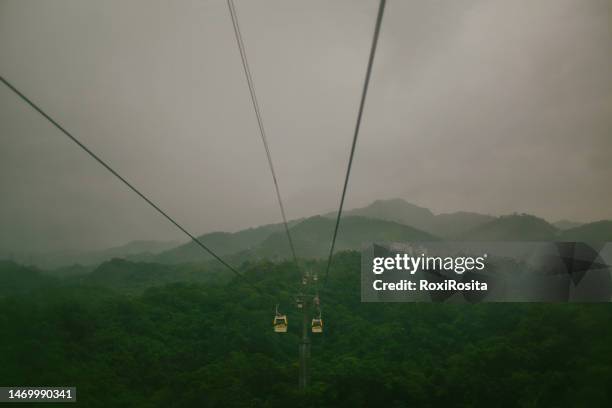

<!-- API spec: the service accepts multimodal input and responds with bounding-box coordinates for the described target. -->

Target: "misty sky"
[1,0,611,253]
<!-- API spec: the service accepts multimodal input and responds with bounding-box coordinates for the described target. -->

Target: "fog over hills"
[256,215,437,260]
[553,220,584,231]
[558,221,612,242]
[325,198,495,237]
[1,240,180,270]
[3,199,609,270]
[457,214,559,241]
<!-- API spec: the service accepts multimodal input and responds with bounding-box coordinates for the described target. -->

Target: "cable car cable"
[0,75,267,295]
[323,0,387,284]
[226,0,299,269]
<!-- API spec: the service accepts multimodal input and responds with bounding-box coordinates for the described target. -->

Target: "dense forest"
[1,251,611,407]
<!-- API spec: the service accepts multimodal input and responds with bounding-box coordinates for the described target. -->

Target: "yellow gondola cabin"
[273,315,288,333]
[311,317,323,333]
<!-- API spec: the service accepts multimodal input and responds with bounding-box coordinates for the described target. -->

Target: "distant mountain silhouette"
[558,221,612,241]
[8,240,181,269]
[326,199,435,230]
[155,222,296,264]
[255,215,437,259]
[153,211,611,264]
[429,211,495,237]
[325,198,493,237]
[458,214,558,241]
[553,220,584,230]
[13,198,610,269]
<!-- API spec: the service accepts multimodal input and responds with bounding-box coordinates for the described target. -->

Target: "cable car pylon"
[299,289,311,390]
[296,271,322,389]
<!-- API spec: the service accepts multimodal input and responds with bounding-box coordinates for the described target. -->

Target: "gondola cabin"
[273,315,288,333]
[311,317,323,333]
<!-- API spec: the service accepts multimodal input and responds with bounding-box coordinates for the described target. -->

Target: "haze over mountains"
[325,198,495,237]
[1,240,180,270]
[4,199,611,270]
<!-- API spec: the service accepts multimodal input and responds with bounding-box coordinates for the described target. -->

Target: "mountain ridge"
[9,198,610,269]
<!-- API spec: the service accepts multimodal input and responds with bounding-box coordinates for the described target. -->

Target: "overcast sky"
[1,0,611,252]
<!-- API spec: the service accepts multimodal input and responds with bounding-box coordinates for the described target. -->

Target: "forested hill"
[154,221,294,264]
[151,208,611,265]
[0,261,56,296]
[114,200,612,266]
[256,216,437,259]
[152,215,436,264]
[558,220,612,241]
[457,214,559,240]
[4,240,180,270]
[6,199,612,270]
[325,198,495,237]
[1,252,611,406]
